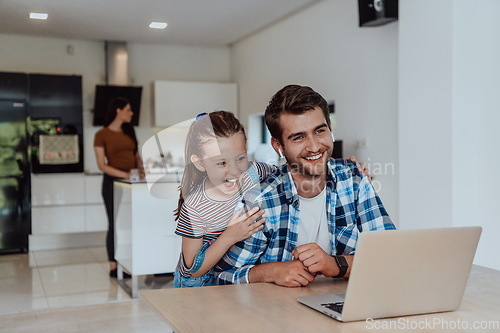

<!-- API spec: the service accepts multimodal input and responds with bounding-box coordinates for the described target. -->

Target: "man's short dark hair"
[264,84,331,143]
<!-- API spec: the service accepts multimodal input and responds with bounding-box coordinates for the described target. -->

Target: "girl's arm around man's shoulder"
[250,161,277,181]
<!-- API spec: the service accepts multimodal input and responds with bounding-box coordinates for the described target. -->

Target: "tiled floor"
[0,247,174,332]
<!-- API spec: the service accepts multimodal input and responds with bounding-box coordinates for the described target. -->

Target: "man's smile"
[304,152,324,161]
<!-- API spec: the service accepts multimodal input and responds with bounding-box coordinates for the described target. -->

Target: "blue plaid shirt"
[214,158,395,285]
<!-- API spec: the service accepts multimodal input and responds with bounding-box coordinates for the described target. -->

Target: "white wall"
[399,0,500,270]
[231,0,399,222]
[128,42,232,128]
[452,0,500,269]
[0,33,231,173]
[398,1,454,230]
[110,42,232,172]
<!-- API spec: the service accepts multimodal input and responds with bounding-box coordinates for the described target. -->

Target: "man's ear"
[271,137,284,158]
[190,154,205,172]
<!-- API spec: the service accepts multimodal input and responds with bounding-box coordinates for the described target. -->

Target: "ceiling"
[0,0,320,47]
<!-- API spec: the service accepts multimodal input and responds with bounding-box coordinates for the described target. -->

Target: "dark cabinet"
[1,71,84,174]
[28,74,84,173]
[0,72,28,101]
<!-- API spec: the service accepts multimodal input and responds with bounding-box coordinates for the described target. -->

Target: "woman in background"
[94,97,143,278]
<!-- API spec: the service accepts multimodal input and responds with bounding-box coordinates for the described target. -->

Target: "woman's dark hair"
[174,111,246,220]
[104,97,138,153]
[264,84,330,144]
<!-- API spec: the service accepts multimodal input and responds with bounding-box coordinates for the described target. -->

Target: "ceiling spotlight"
[30,12,48,20]
[149,22,167,29]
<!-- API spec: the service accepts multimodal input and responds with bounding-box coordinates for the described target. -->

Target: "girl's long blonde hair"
[174,111,246,220]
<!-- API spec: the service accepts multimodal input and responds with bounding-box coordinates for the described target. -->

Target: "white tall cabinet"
[30,173,107,250]
[154,80,237,126]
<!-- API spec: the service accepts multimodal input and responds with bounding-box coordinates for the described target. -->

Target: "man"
[215,84,395,287]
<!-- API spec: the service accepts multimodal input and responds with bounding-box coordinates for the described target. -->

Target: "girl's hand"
[223,207,265,243]
[348,155,372,181]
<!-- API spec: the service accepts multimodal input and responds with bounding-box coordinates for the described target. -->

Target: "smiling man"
[215,84,396,287]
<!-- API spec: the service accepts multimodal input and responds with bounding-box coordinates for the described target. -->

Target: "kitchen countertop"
[115,171,182,184]
[114,177,180,184]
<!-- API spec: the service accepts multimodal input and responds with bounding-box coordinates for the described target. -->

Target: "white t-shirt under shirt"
[297,187,331,254]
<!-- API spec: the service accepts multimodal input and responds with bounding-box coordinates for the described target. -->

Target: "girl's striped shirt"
[175,161,274,278]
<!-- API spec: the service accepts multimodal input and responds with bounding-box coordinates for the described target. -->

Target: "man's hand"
[292,243,338,277]
[248,260,315,287]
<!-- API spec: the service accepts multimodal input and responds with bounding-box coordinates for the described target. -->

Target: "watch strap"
[333,255,348,278]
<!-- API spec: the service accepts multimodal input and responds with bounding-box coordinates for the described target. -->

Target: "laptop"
[297,226,482,322]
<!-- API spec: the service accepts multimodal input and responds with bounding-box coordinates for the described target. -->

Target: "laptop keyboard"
[321,302,344,313]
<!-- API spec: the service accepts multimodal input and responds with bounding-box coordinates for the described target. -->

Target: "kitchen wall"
[452,0,500,271]
[399,1,454,231]
[0,33,232,173]
[399,0,500,270]
[231,0,399,222]
[126,43,232,171]
[453,0,500,275]
[232,0,500,270]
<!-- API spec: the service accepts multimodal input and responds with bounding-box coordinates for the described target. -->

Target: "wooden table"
[141,265,500,333]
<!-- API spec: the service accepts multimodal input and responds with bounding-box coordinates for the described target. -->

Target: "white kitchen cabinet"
[84,174,103,204]
[84,205,107,232]
[32,206,85,234]
[31,174,86,234]
[154,80,237,126]
[31,173,107,237]
[31,173,85,206]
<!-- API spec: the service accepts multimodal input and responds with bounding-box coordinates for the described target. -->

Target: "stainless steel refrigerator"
[0,100,30,253]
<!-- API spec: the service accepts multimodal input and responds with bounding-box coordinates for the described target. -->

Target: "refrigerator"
[0,71,83,253]
[0,100,30,253]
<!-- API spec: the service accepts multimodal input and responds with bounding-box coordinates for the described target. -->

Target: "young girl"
[173,111,274,288]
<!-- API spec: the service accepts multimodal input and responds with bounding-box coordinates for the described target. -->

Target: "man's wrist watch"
[333,255,348,278]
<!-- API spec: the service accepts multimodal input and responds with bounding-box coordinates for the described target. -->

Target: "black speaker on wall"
[358,0,398,27]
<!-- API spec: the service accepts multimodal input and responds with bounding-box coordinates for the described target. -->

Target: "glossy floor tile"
[38,262,113,296]
[0,246,175,332]
[0,253,49,313]
[0,252,32,279]
[32,247,99,267]
[46,288,130,309]
[0,246,174,315]
[87,246,108,262]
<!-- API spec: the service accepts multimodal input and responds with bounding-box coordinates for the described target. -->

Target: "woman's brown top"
[94,127,137,172]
